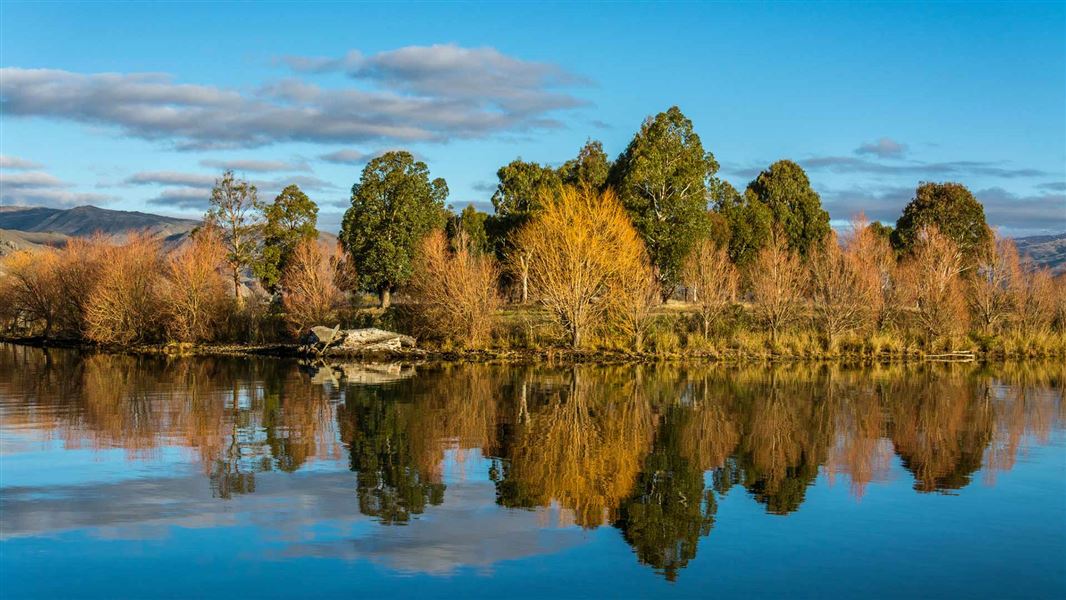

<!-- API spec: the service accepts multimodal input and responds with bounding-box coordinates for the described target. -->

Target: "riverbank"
[4,332,1063,364]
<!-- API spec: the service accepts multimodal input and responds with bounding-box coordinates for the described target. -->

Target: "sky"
[1,1,1064,236]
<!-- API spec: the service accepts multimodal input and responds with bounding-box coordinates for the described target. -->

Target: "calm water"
[1,344,1063,598]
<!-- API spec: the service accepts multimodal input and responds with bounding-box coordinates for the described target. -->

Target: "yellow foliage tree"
[516,186,650,349]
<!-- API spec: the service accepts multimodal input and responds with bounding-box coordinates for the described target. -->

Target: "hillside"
[0,205,337,256]
[0,205,199,238]
[1015,233,1066,274]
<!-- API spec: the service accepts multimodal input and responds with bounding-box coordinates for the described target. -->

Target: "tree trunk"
[379,287,391,309]
[702,314,710,338]
[521,266,529,304]
[571,327,581,350]
[232,270,243,307]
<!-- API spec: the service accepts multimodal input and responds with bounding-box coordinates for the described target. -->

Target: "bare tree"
[682,238,737,337]
[897,226,968,342]
[85,233,165,345]
[281,239,350,335]
[160,226,232,342]
[748,232,805,342]
[966,234,1017,334]
[809,233,872,347]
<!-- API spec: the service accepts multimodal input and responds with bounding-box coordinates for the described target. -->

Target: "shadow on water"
[1,343,1063,581]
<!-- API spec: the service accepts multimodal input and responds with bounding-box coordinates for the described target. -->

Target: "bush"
[84,234,165,345]
[408,230,501,348]
[160,227,232,342]
[280,239,350,336]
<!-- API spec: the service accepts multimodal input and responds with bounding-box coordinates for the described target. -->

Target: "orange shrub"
[408,230,500,347]
[84,233,165,345]
[160,227,232,342]
[280,239,349,335]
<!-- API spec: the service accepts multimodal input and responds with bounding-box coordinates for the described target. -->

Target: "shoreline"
[3,335,1058,365]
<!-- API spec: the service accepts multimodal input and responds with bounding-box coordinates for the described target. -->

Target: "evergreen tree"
[339,151,448,308]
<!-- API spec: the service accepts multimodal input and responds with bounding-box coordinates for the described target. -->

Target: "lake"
[1,344,1063,598]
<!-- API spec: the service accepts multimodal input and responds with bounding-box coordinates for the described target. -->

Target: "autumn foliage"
[408,230,501,347]
[280,239,351,335]
[516,186,651,349]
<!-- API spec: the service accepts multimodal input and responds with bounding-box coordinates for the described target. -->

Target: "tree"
[408,230,500,347]
[257,184,318,293]
[744,160,830,258]
[891,182,993,265]
[446,204,490,254]
[845,215,896,330]
[487,159,562,303]
[160,226,231,342]
[966,234,1017,334]
[608,106,718,294]
[280,239,350,335]
[559,139,610,191]
[682,238,738,337]
[748,233,805,342]
[809,233,873,347]
[896,226,969,342]
[339,151,448,308]
[0,249,62,337]
[516,187,649,349]
[1010,261,1056,335]
[612,260,659,353]
[205,170,264,305]
[713,180,772,267]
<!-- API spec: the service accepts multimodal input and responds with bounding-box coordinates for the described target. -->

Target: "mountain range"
[1,205,1063,273]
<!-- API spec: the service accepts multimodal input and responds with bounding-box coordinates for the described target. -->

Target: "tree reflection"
[615,404,717,581]
[2,344,1064,579]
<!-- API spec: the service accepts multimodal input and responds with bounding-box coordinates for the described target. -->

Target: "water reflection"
[1,344,1063,582]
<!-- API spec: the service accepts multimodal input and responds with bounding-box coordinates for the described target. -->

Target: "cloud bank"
[0,44,589,150]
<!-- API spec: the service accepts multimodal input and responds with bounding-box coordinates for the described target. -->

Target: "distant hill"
[0,205,199,238]
[0,205,336,256]
[1014,233,1066,274]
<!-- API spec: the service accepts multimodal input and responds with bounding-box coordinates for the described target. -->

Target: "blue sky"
[1,1,1064,235]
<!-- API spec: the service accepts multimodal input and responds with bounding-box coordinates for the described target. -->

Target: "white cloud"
[0,46,589,150]
[0,155,43,170]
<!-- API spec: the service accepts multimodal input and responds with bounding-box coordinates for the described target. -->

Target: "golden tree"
[897,226,969,342]
[280,239,350,335]
[408,229,501,347]
[160,226,232,342]
[809,232,874,347]
[84,233,165,345]
[682,238,738,337]
[748,232,805,342]
[516,186,650,349]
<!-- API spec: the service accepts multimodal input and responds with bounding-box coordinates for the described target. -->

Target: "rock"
[301,326,415,355]
[302,325,341,347]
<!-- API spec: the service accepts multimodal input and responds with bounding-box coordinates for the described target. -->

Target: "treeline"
[1,105,1064,356]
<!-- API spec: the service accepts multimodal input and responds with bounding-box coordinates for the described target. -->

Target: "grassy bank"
[6,300,1063,363]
